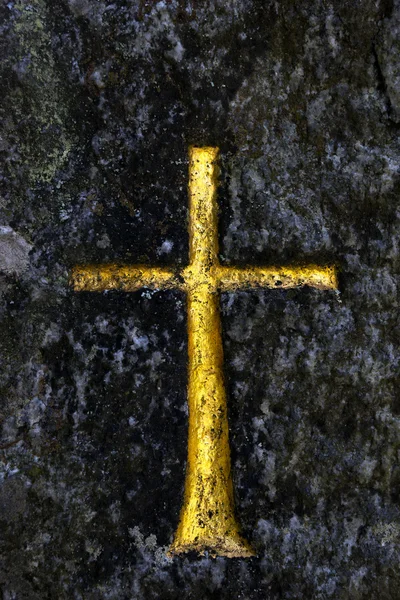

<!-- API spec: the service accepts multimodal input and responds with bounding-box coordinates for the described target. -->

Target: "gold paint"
[70,146,339,558]
[217,264,338,291]
[71,264,179,292]
[171,147,253,557]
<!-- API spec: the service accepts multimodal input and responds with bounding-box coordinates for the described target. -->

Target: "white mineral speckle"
[157,239,174,255]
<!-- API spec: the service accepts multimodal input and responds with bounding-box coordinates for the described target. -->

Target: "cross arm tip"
[218,264,339,291]
[70,264,181,292]
[189,145,220,163]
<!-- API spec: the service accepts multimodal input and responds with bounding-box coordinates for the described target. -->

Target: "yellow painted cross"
[71,147,338,557]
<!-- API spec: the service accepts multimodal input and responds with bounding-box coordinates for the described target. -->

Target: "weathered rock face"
[1,1,399,598]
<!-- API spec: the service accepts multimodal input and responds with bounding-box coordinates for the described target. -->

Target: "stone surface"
[1,1,400,598]
[0,226,32,277]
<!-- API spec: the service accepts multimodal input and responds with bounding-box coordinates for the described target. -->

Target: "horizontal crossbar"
[70,264,338,292]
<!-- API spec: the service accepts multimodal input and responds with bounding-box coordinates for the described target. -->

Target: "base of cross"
[168,533,255,558]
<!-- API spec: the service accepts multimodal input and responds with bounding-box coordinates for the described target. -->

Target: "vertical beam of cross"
[172,148,253,556]
[71,147,338,558]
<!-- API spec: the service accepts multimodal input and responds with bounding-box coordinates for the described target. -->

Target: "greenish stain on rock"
[8,0,72,184]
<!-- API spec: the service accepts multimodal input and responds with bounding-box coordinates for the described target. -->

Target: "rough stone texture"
[1,1,400,598]
[0,226,32,276]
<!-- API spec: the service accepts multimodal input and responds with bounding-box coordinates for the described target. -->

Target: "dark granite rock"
[1,1,400,598]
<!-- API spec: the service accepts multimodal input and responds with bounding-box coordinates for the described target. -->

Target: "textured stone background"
[1,1,400,598]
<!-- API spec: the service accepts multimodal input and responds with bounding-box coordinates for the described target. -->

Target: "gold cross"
[71,147,338,558]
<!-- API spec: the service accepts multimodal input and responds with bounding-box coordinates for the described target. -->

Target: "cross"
[71,147,338,558]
